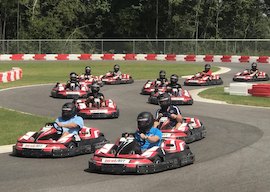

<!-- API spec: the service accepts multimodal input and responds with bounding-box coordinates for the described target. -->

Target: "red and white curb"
[0,54,269,63]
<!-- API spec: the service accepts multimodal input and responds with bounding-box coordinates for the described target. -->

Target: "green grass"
[0,61,217,89]
[199,87,270,107]
[0,108,53,145]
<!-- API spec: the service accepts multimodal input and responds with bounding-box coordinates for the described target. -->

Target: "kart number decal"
[171,97,184,101]
[66,92,80,95]
[22,143,47,149]
[162,133,171,137]
[101,158,130,164]
[90,110,108,113]
[188,80,198,83]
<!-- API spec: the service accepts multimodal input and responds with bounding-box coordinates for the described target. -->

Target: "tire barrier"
[0,67,23,83]
[0,54,269,63]
[248,84,270,97]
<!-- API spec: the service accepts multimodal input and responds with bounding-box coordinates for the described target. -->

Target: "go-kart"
[101,72,134,85]
[88,134,194,174]
[13,122,109,158]
[148,88,193,105]
[233,69,269,82]
[184,73,223,86]
[157,116,206,143]
[74,98,119,119]
[141,80,168,95]
[51,82,90,99]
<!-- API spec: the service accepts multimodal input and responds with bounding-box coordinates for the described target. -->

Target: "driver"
[154,93,182,129]
[85,83,105,108]
[156,70,168,85]
[112,64,122,77]
[250,62,259,75]
[134,112,162,151]
[201,64,212,76]
[55,102,84,137]
[66,72,80,90]
[80,66,92,80]
[166,74,182,96]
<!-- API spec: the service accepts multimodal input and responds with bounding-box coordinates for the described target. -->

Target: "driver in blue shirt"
[55,102,84,136]
[134,112,162,151]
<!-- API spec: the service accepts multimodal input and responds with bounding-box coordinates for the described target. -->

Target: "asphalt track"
[0,62,270,192]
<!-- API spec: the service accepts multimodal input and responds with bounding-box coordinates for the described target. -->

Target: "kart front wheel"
[153,156,162,164]
[67,142,76,149]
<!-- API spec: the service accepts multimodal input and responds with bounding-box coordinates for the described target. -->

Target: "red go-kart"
[184,73,223,86]
[101,72,134,85]
[148,88,193,105]
[51,82,90,99]
[158,116,206,143]
[233,69,269,82]
[88,135,194,174]
[74,98,119,119]
[13,122,108,157]
[141,80,168,95]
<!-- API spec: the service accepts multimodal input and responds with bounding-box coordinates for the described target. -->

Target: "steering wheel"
[136,133,146,146]
[52,122,63,134]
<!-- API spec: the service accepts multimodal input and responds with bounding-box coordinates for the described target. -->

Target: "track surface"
[0,62,270,192]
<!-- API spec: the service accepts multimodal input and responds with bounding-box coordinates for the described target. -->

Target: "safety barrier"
[248,84,270,97]
[0,68,23,83]
[224,83,253,96]
[0,54,269,63]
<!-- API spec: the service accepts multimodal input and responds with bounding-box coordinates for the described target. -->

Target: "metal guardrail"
[0,39,269,55]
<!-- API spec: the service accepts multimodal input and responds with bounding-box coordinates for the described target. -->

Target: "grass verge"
[199,87,270,107]
[0,108,53,145]
[0,61,217,89]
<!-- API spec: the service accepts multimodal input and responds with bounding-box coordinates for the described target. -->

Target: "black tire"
[152,156,162,164]
[265,74,269,81]
[67,142,76,149]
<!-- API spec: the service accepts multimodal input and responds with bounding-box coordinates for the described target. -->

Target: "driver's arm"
[56,117,84,129]
[140,133,160,143]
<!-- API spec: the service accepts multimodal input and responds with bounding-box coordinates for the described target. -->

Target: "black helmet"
[137,112,154,134]
[114,64,120,72]
[61,102,77,120]
[170,74,178,84]
[85,66,91,75]
[159,70,166,79]
[205,64,211,71]
[158,92,171,109]
[91,83,100,93]
[251,62,257,70]
[70,72,78,81]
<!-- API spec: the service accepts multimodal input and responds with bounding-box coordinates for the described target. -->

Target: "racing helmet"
[204,64,211,71]
[159,70,166,79]
[170,74,178,84]
[91,83,100,93]
[85,66,91,75]
[251,62,257,70]
[137,112,154,134]
[61,102,77,120]
[157,92,171,109]
[114,64,120,72]
[70,72,78,81]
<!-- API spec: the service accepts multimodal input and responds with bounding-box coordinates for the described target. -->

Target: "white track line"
[181,66,231,78]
